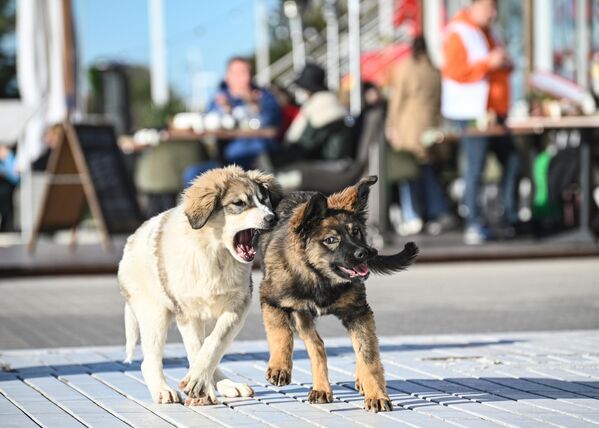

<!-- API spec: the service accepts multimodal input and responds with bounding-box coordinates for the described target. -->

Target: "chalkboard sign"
[74,124,142,234]
[29,122,142,252]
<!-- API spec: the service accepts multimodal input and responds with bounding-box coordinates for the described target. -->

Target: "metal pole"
[533,0,552,72]
[284,1,305,73]
[324,0,339,90]
[149,0,169,106]
[348,0,361,116]
[575,0,590,88]
[423,0,442,67]
[255,0,270,86]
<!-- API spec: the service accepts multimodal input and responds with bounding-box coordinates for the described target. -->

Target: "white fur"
[118,203,263,404]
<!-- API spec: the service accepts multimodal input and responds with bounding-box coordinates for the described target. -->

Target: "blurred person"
[182,57,281,187]
[386,36,455,236]
[0,145,19,232]
[442,0,520,244]
[270,83,300,139]
[271,63,353,168]
[207,56,281,169]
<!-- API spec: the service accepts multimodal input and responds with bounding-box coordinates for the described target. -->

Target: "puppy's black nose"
[354,248,368,261]
[264,213,276,225]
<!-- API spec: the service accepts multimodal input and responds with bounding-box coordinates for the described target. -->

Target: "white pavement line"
[93,369,221,428]
[212,360,368,428]
[383,356,599,427]
[323,354,506,428]
[24,376,131,428]
[127,366,268,428]
[291,356,462,428]
[0,390,41,428]
[58,373,175,428]
[0,379,85,428]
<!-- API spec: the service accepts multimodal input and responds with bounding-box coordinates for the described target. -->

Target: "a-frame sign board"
[28,122,142,252]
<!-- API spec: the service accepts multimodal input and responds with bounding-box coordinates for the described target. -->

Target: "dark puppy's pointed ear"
[303,192,328,223]
[354,175,378,214]
[291,192,328,235]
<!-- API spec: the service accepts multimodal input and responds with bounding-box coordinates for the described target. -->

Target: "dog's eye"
[351,227,360,236]
[231,200,246,207]
[323,236,338,245]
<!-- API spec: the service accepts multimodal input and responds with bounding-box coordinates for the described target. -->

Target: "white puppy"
[118,166,281,405]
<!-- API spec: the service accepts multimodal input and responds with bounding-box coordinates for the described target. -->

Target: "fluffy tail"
[124,303,139,363]
[368,242,419,275]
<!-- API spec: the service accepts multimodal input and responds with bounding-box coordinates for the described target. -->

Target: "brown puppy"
[258,176,418,412]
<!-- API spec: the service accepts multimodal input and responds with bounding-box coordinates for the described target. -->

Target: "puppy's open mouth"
[234,229,259,262]
[337,263,369,279]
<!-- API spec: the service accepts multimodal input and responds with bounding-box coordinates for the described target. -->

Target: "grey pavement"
[0,257,598,349]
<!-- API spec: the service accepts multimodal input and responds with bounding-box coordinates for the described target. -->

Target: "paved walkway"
[1,331,599,427]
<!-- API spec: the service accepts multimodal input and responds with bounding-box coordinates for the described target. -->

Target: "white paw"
[216,379,254,398]
[179,370,217,402]
[150,385,181,404]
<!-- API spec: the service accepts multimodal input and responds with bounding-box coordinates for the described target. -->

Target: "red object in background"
[279,104,300,140]
[360,43,412,87]
[394,0,422,35]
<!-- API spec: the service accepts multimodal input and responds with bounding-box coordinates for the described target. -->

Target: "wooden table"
[119,127,279,159]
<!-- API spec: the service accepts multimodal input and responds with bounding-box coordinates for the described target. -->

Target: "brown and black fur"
[257,176,418,412]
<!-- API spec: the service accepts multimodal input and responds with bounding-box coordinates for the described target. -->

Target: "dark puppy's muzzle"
[353,246,378,262]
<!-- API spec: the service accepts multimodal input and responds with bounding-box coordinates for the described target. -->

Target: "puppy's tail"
[368,242,419,275]
[124,303,139,363]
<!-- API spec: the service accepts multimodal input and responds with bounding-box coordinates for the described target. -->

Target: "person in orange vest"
[442,0,520,245]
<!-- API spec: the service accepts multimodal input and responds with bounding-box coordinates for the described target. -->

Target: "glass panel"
[593,0,599,51]
[497,0,525,104]
[552,0,578,82]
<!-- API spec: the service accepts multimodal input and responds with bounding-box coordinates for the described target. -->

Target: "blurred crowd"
[1,0,598,244]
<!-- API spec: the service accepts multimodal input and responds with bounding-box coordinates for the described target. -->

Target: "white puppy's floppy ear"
[183,179,221,229]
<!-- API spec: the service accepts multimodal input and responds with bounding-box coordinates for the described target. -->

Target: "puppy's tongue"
[339,263,369,278]
[354,263,369,276]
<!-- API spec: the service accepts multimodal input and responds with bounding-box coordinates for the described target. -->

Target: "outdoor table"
[434,115,599,243]
[506,115,599,244]
[118,127,278,154]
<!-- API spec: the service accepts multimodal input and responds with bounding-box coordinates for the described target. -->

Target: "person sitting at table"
[182,57,281,185]
[269,63,353,168]
[208,56,281,169]
[442,0,520,244]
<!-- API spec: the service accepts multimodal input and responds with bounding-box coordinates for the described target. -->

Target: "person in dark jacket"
[271,63,353,167]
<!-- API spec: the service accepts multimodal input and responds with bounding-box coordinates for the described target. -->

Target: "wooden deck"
[1,331,599,427]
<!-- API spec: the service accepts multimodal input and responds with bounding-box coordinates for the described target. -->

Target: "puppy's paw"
[179,370,217,403]
[151,386,181,404]
[355,378,364,394]
[216,379,254,398]
[308,389,333,404]
[185,395,219,406]
[266,366,291,386]
[364,396,392,413]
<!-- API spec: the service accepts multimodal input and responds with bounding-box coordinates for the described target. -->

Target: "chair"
[276,105,386,195]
